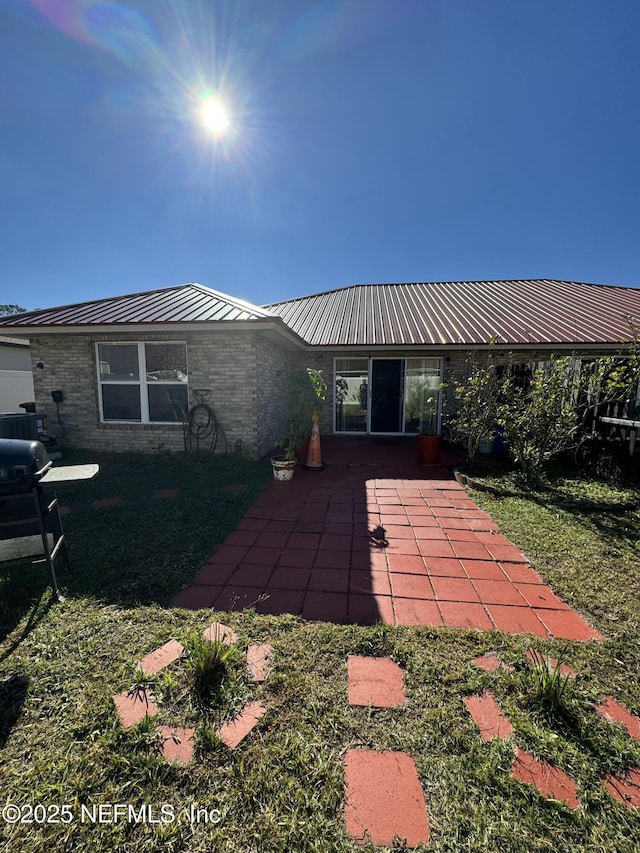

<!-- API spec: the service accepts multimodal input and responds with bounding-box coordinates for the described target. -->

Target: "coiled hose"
[182,391,228,453]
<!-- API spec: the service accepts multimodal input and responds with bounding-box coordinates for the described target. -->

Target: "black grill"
[0,438,65,600]
[0,439,52,495]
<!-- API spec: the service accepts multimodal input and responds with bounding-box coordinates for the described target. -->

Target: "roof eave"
[303,340,634,353]
[7,318,307,348]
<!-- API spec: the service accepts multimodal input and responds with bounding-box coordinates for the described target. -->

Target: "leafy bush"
[276,368,327,460]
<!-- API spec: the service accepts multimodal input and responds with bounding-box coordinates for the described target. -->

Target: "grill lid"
[0,438,51,489]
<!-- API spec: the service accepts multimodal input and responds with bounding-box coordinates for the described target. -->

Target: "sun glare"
[200,96,230,138]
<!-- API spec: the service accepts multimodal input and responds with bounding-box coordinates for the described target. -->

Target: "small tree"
[497,356,582,486]
[0,304,26,316]
[277,368,327,460]
[448,341,502,462]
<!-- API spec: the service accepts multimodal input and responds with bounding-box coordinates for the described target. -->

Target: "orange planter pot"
[417,435,442,465]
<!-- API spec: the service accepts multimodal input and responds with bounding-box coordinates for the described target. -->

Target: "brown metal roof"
[265,280,640,347]
[0,283,275,328]
[3,279,639,349]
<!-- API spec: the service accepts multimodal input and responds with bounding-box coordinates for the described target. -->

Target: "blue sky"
[1,0,639,312]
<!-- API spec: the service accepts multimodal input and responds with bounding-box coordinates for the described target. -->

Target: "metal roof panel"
[265,280,640,347]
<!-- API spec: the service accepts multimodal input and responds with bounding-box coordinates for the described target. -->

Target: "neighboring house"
[0,279,638,456]
[0,336,34,413]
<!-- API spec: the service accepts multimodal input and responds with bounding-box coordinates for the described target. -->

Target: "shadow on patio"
[172,437,602,640]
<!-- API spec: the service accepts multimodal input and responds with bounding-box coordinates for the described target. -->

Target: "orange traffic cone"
[303,413,324,471]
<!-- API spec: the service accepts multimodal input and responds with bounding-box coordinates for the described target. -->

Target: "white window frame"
[96,341,188,424]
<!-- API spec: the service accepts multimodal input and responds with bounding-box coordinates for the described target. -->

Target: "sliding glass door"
[334,357,442,435]
[334,359,368,432]
[403,358,443,434]
[370,359,404,433]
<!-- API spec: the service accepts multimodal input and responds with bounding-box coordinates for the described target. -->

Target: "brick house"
[1,279,639,456]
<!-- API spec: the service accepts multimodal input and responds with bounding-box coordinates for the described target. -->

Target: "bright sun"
[199,96,230,138]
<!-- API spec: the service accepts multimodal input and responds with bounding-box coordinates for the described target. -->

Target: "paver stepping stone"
[473,652,513,672]
[603,768,640,808]
[347,656,406,708]
[344,750,430,847]
[525,649,576,677]
[217,700,267,749]
[247,644,272,682]
[203,622,238,645]
[113,689,158,728]
[138,639,184,675]
[464,691,514,740]
[595,696,640,740]
[158,725,195,764]
[511,748,580,809]
[93,496,123,508]
[153,488,180,498]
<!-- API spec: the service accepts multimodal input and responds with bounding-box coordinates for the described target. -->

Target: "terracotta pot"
[417,434,442,465]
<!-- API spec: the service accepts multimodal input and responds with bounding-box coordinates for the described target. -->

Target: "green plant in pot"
[416,391,442,465]
[271,368,327,480]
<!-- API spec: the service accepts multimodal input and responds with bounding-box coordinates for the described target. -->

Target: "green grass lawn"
[1,452,639,852]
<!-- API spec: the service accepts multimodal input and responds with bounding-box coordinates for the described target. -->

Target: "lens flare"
[199,96,230,138]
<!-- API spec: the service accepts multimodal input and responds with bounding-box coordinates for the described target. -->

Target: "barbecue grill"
[0,439,98,601]
[0,439,51,494]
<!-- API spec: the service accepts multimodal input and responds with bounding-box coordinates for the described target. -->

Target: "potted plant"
[416,392,442,465]
[271,368,327,480]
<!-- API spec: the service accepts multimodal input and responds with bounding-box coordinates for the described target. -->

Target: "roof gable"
[265,280,640,347]
[0,283,274,328]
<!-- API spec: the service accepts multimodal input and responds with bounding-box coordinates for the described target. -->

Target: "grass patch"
[0,448,272,639]
[0,454,639,851]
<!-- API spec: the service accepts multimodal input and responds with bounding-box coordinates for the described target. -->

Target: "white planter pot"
[271,456,297,481]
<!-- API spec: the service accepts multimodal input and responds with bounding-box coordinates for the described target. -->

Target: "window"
[97,342,188,423]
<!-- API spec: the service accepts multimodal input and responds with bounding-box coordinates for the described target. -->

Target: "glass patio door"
[370,359,404,433]
[334,358,368,432]
[334,357,443,435]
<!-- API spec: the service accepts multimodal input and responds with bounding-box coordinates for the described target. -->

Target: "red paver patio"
[171,437,604,640]
[344,749,430,847]
[347,655,406,707]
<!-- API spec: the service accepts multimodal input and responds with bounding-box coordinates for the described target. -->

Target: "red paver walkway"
[172,437,603,639]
